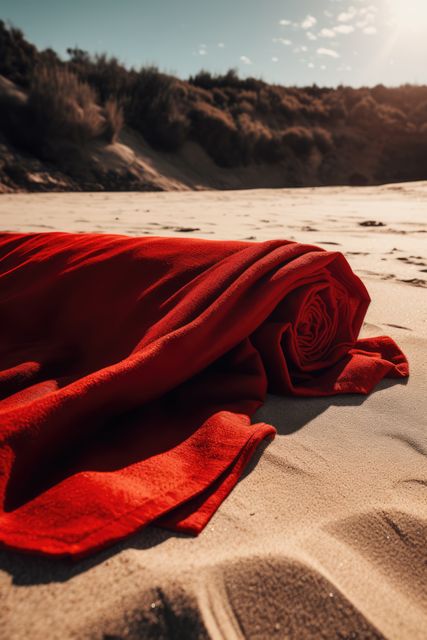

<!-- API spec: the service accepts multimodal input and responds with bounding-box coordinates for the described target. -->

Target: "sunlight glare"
[389,0,427,32]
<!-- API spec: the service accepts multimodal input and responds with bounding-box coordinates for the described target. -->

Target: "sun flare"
[389,0,427,32]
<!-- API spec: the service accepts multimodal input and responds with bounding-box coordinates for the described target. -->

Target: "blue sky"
[2,0,427,86]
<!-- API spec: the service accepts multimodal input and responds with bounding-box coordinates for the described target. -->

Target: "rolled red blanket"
[0,232,408,557]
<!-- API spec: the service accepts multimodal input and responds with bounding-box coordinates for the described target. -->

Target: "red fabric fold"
[0,232,408,557]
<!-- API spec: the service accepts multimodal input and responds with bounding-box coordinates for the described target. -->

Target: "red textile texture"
[0,232,408,558]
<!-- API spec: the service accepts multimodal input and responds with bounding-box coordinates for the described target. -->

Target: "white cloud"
[308,62,315,68]
[279,19,291,26]
[363,25,377,34]
[357,5,378,28]
[272,37,292,45]
[240,55,252,65]
[306,31,317,40]
[316,47,340,58]
[319,28,336,38]
[337,7,357,22]
[321,64,327,70]
[324,10,333,18]
[272,56,279,62]
[334,24,355,34]
[217,42,225,48]
[198,46,207,55]
[301,15,317,29]
[359,5,378,16]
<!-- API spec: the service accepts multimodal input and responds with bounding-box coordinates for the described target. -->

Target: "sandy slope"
[0,183,426,639]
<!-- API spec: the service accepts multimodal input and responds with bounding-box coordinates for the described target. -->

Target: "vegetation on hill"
[1,20,427,191]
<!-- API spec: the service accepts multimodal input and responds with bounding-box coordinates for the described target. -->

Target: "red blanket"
[0,232,408,557]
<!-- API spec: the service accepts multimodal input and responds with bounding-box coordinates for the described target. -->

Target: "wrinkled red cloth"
[0,232,408,557]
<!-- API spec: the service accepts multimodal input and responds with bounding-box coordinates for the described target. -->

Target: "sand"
[0,183,426,639]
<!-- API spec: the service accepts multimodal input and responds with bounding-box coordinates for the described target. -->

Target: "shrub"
[313,127,333,153]
[127,67,190,151]
[68,50,136,103]
[103,97,124,143]
[27,66,105,151]
[236,112,273,163]
[410,100,427,126]
[282,126,314,155]
[0,21,39,86]
[189,102,242,166]
[212,88,228,107]
[324,97,347,123]
[189,68,265,92]
[349,96,380,127]
[257,133,288,163]
[279,94,301,120]
[349,172,369,186]
[0,75,28,144]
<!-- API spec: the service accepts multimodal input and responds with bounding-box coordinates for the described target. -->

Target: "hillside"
[1,21,427,192]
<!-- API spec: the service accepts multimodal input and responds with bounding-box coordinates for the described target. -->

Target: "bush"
[279,94,301,120]
[349,96,380,126]
[67,50,136,103]
[349,172,369,186]
[27,66,105,149]
[257,134,288,163]
[0,21,39,86]
[282,127,314,156]
[127,67,190,151]
[313,127,333,153]
[236,112,272,163]
[189,102,242,166]
[410,100,427,126]
[189,68,265,92]
[103,97,124,143]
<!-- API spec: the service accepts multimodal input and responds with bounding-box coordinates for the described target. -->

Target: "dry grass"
[28,66,105,146]
[103,97,124,143]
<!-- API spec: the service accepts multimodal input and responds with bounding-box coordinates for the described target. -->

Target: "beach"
[0,182,426,639]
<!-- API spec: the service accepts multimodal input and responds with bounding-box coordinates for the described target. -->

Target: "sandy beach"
[0,183,426,639]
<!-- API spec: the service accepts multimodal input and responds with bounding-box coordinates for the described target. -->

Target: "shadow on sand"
[0,376,407,586]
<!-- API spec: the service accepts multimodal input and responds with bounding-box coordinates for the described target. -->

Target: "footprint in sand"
[397,256,427,266]
[221,555,383,640]
[359,220,386,227]
[383,432,426,456]
[398,278,426,288]
[347,251,369,256]
[384,323,412,331]
[328,509,427,604]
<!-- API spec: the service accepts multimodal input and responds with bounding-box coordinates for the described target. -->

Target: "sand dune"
[0,182,426,639]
